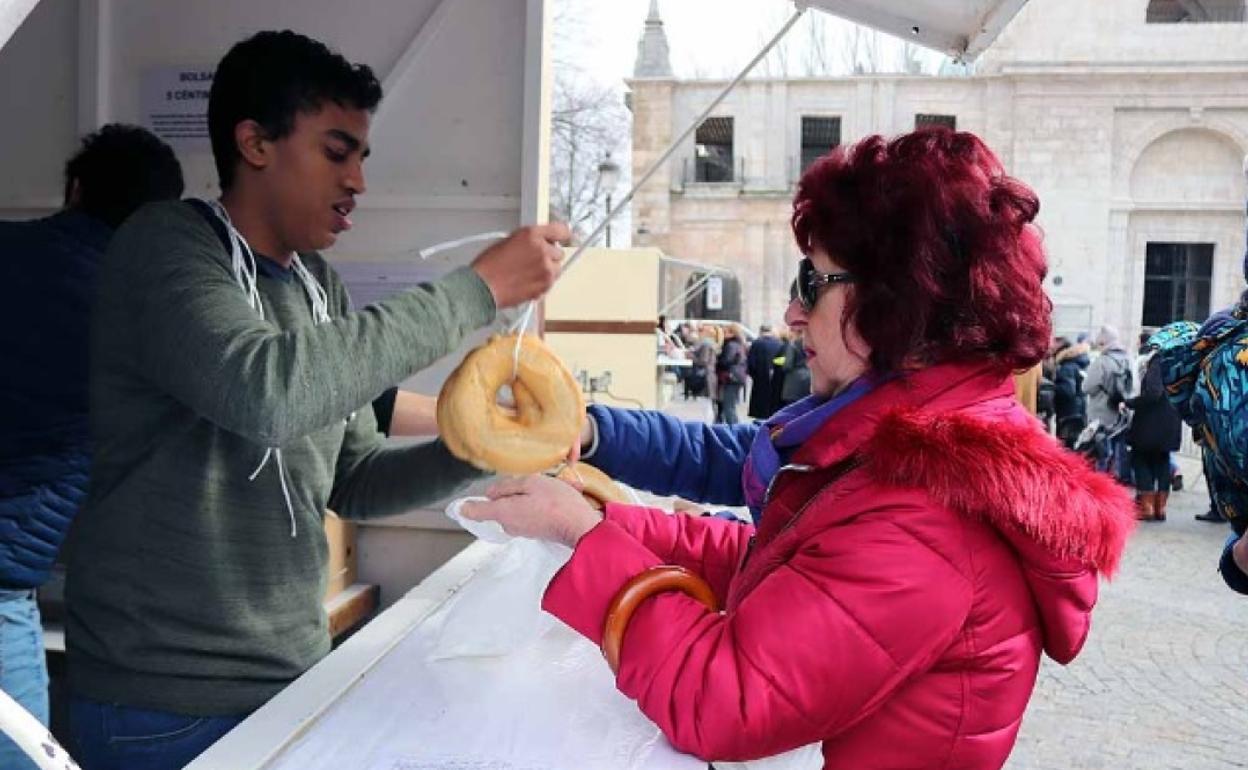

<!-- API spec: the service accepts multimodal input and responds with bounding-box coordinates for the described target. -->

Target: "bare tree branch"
[549,0,630,243]
[804,13,832,76]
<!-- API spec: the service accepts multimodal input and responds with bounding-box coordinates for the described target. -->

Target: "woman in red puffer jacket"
[464,128,1136,770]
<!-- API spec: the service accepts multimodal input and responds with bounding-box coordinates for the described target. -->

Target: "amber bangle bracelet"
[601,565,720,674]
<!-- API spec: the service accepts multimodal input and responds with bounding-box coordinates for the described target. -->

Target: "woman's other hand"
[460,474,603,547]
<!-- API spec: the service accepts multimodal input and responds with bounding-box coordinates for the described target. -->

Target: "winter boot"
[1155,491,1169,522]
[1195,506,1226,523]
[1136,493,1155,521]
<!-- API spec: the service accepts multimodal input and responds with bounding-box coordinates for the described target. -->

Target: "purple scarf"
[741,376,877,523]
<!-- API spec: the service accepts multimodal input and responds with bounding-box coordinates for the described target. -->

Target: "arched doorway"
[1123,127,1246,337]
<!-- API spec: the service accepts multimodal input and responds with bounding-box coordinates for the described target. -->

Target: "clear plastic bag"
[430,499,571,660]
[436,498,822,770]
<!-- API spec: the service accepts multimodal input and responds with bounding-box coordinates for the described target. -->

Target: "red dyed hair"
[791,127,1051,375]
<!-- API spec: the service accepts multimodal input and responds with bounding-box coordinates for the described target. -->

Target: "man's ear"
[234,119,271,172]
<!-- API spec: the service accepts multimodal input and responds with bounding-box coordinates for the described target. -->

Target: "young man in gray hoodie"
[63,30,568,769]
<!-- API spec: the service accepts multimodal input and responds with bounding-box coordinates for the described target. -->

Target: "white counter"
[187,540,703,770]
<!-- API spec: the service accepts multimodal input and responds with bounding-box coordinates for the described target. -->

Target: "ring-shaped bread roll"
[554,463,630,510]
[602,566,719,674]
[437,334,585,475]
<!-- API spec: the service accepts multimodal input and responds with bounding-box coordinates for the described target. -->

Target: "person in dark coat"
[779,335,812,407]
[686,329,716,399]
[0,124,184,769]
[1053,337,1090,447]
[746,324,784,419]
[766,331,790,413]
[1126,350,1183,521]
[714,325,748,424]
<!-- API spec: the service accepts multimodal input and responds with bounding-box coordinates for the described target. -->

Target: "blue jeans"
[68,695,245,770]
[0,589,49,770]
[717,382,743,425]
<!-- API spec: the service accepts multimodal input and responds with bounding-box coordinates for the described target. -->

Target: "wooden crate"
[323,512,358,602]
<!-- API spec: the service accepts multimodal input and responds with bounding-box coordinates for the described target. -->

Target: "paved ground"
[655,397,1248,769]
[1007,456,1248,770]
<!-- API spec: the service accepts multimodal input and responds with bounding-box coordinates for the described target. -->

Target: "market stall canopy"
[3,0,1029,63]
[0,0,39,52]
[802,0,1029,60]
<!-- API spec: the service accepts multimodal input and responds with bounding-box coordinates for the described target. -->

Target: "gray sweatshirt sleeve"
[323,265,488,519]
[328,406,487,520]
[119,203,496,446]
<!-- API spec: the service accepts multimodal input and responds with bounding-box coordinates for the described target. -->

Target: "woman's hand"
[460,474,603,547]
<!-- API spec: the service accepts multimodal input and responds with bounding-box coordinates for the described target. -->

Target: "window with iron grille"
[915,113,956,130]
[1146,0,1244,22]
[694,117,734,183]
[1142,242,1213,327]
[800,116,841,173]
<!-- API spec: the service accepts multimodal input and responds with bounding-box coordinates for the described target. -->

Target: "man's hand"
[460,474,602,548]
[471,223,571,309]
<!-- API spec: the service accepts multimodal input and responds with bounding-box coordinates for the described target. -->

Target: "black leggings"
[1132,449,1171,493]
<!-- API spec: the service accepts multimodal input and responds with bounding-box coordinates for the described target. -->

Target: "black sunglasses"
[795,257,855,311]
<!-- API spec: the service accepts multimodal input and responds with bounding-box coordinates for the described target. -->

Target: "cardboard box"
[323,511,358,601]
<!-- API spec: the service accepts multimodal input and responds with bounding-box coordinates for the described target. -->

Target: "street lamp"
[597,152,621,247]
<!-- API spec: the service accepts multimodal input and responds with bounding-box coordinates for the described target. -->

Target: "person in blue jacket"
[0,124,183,766]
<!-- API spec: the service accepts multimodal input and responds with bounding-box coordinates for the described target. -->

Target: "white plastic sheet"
[266,557,702,770]
[264,495,821,770]
[436,496,823,770]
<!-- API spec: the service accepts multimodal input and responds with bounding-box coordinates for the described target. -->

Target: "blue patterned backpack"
[1154,313,1248,535]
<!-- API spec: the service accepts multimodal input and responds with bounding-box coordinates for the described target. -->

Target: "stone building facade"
[629,0,1248,342]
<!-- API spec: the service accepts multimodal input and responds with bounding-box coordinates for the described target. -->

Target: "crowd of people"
[661,316,811,425]
[1037,323,1211,523]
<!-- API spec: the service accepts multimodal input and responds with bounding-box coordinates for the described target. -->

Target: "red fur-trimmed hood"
[863,408,1135,577]
[862,406,1136,663]
[792,362,1137,663]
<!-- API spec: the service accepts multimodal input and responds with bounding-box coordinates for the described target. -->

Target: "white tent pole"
[560,4,807,276]
[661,274,715,317]
[660,271,733,317]
[0,687,80,770]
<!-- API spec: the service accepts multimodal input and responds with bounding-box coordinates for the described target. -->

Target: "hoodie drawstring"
[206,199,333,538]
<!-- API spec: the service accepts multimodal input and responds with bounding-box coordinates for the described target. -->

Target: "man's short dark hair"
[209,30,383,191]
[64,124,184,229]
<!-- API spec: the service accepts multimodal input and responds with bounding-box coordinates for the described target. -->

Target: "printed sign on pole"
[706,275,723,311]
